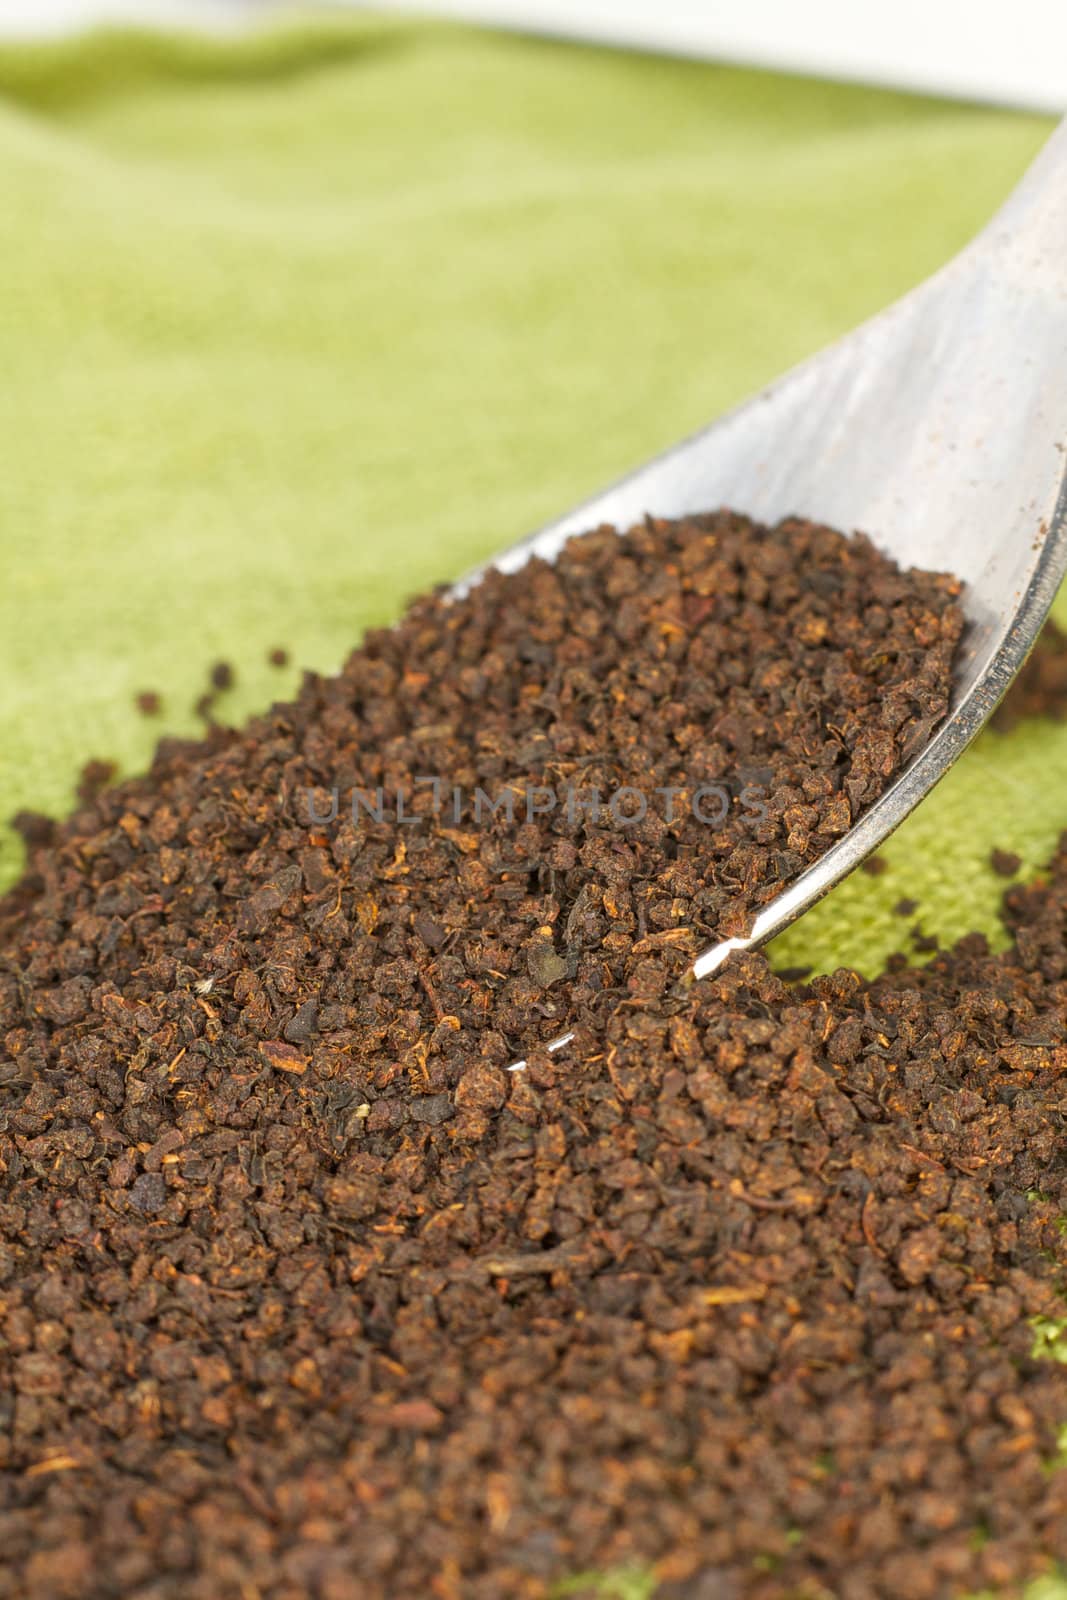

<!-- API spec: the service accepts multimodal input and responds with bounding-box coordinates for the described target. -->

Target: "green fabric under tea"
[0,11,1061,989]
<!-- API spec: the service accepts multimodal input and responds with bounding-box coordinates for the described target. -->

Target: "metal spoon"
[455,118,1067,1053]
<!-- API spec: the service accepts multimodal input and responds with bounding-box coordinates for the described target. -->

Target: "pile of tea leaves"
[4,511,1066,1600]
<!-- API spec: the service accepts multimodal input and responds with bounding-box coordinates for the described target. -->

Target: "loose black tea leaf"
[6,511,1060,1600]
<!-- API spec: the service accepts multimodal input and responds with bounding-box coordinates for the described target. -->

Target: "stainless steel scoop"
[455,117,1067,1048]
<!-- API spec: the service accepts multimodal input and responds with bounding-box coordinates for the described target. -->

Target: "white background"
[0,0,1063,112]
[359,0,1067,112]
[0,0,268,35]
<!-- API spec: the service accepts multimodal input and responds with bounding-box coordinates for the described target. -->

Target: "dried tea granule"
[3,509,1027,1600]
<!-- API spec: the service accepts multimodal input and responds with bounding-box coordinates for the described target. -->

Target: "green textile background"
[0,11,1061,988]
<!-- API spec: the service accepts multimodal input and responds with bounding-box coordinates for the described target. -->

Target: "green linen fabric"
[0,10,1060,986]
